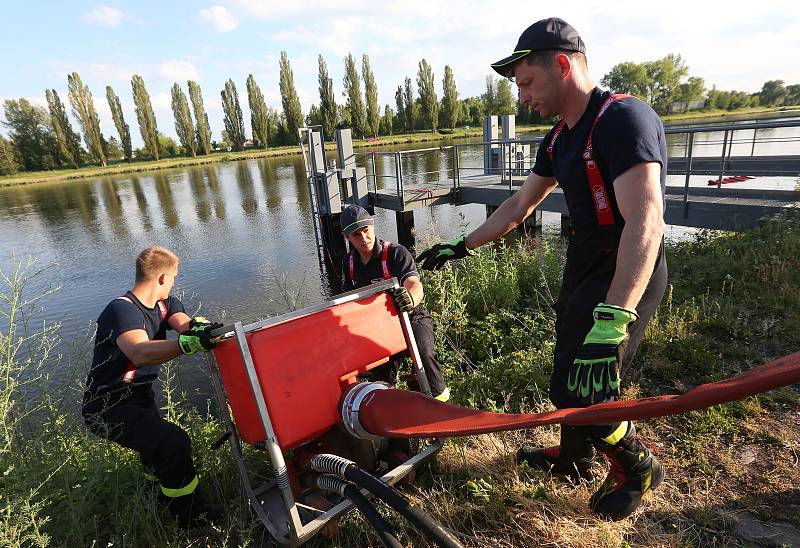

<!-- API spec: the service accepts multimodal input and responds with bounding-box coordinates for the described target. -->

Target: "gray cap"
[340,204,374,235]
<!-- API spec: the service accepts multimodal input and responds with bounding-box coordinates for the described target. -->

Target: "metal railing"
[352,118,800,214]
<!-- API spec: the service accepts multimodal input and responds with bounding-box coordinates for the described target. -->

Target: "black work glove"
[389,286,415,313]
[566,303,638,406]
[415,235,474,271]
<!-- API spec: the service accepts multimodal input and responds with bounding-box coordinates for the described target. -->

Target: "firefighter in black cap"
[340,204,450,402]
[417,17,668,520]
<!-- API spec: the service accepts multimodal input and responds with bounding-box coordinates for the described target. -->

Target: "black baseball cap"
[340,204,374,236]
[491,17,586,78]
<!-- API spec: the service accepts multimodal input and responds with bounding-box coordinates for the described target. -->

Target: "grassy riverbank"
[2,213,799,546]
[2,105,797,189]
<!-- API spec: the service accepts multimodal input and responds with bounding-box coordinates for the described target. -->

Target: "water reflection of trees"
[236,162,259,216]
[187,167,211,223]
[152,172,179,228]
[130,175,153,231]
[205,166,226,220]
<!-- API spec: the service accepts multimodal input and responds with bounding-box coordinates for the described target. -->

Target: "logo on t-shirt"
[593,185,609,211]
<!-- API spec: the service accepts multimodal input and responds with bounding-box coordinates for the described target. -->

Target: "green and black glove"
[389,286,415,313]
[188,316,213,329]
[178,321,223,355]
[415,235,474,271]
[567,303,638,406]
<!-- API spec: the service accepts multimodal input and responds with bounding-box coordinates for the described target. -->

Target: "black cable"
[317,475,403,548]
[312,455,463,548]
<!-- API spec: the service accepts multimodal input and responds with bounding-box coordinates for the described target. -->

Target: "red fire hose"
[352,351,800,438]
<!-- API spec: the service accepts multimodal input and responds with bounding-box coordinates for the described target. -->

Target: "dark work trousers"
[369,307,448,397]
[83,386,197,492]
[549,226,668,450]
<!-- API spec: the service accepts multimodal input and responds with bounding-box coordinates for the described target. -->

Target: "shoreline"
[1,105,797,189]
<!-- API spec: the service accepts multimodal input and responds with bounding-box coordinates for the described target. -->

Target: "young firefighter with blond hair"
[82,246,224,526]
[417,18,668,520]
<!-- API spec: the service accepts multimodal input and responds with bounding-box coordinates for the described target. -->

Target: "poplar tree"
[246,74,270,148]
[105,86,132,161]
[403,78,415,131]
[362,54,380,137]
[67,72,107,166]
[394,86,405,132]
[171,83,196,156]
[416,59,438,132]
[187,81,212,155]
[131,74,159,160]
[441,65,461,130]
[46,89,82,167]
[381,104,394,136]
[343,53,366,138]
[279,51,304,141]
[317,54,337,139]
[221,79,246,151]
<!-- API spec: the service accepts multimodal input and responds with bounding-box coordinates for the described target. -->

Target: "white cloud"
[80,6,124,28]
[159,60,200,82]
[199,6,238,32]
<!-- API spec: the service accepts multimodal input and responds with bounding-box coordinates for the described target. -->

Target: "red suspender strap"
[381,241,392,280]
[583,93,633,226]
[157,300,167,319]
[348,252,355,283]
[546,119,567,163]
[349,241,393,283]
[545,94,634,226]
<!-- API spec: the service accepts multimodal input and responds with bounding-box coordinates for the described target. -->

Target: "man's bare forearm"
[605,213,664,311]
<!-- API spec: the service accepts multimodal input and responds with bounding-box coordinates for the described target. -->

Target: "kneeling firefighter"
[82,246,225,527]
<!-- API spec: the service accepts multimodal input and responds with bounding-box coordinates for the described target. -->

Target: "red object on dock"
[707,175,754,185]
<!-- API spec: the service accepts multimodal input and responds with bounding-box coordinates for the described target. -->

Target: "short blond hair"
[135,246,179,282]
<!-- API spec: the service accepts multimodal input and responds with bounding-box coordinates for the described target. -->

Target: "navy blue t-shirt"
[532,88,667,228]
[340,240,419,291]
[85,291,184,397]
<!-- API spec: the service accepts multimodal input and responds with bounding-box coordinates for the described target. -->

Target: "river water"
[1,124,797,400]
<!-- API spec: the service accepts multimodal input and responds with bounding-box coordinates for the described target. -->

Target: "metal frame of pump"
[205,279,444,546]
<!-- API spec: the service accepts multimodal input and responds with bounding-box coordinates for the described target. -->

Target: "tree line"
[2,50,798,175]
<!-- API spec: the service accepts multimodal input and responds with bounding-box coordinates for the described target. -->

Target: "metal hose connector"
[340,382,388,440]
[310,453,354,478]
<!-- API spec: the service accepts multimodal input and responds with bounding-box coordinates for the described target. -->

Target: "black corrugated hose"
[311,454,463,548]
[317,475,403,548]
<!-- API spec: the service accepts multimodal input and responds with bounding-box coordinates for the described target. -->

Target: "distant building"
[670,100,706,113]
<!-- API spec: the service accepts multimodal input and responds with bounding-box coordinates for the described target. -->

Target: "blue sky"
[2,0,799,146]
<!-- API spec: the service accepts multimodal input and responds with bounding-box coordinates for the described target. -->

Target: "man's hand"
[566,304,638,406]
[389,286,415,313]
[415,235,473,271]
[178,322,223,355]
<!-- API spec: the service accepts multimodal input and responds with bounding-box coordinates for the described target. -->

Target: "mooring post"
[561,213,571,236]
[310,128,347,262]
[396,210,415,250]
[483,116,498,175]
[518,210,543,235]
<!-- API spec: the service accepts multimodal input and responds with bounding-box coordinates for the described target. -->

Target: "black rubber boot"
[165,489,225,527]
[516,425,595,482]
[589,423,664,521]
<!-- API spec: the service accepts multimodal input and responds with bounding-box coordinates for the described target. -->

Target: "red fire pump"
[206,279,443,546]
